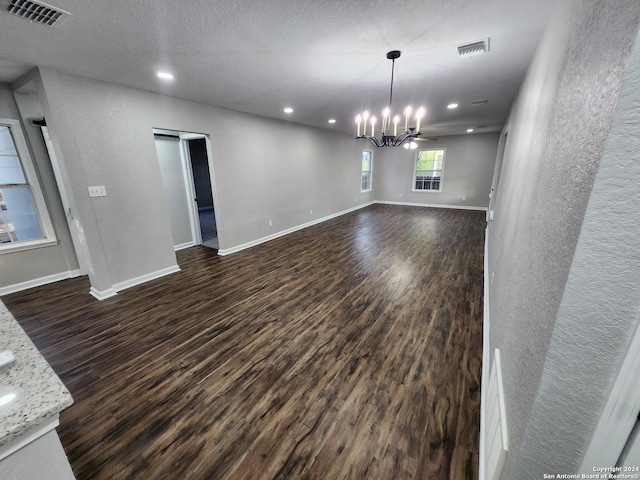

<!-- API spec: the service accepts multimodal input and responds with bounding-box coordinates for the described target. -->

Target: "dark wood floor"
[2,204,485,480]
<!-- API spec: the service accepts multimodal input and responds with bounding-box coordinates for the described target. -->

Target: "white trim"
[376,200,487,211]
[178,137,202,246]
[89,286,117,301]
[217,202,375,256]
[0,119,57,253]
[0,238,58,254]
[578,317,640,473]
[479,228,490,480]
[217,201,486,256]
[41,126,89,275]
[412,147,446,193]
[361,149,373,192]
[174,241,195,251]
[0,269,81,296]
[0,415,59,461]
[111,264,181,293]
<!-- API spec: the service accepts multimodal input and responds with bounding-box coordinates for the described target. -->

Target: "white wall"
[374,132,498,208]
[31,68,368,294]
[486,0,640,477]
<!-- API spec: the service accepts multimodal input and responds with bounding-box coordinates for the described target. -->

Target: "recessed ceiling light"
[0,392,17,407]
[328,119,336,124]
[447,103,459,109]
[283,107,293,114]
[157,72,174,80]
[467,128,474,133]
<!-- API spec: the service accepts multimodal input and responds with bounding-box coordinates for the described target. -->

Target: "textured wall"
[487,0,640,478]
[374,132,498,208]
[520,27,640,474]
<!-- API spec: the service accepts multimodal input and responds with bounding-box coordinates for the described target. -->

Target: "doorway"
[153,129,221,251]
[186,138,218,250]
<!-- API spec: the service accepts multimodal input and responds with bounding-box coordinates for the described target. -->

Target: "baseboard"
[479,228,490,480]
[375,200,488,211]
[89,286,117,301]
[174,241,195,251]
[217,201,485,257]
[0,269,82,297]
[217,202,375,256]
[111,264,181,293]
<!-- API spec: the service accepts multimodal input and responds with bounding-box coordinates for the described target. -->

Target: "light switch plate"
[88,186,107,197]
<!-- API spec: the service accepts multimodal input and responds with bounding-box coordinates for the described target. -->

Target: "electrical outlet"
[310,209,313,215]
[88,186,107,197]
[399,193,402,198]
[268,220,272,227]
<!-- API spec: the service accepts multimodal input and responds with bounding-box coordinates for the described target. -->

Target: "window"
[361,150,372,192]
[0,119,56,253]
[413,148,445,192]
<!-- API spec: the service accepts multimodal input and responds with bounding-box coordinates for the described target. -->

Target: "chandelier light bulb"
[353,51,423,147]
[415,107,425,132]
[404,106,412,132]
[362,111,370,136]
[382,107,390,133]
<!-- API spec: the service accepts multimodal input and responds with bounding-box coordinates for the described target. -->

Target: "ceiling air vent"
[470,98,488,106]
[1,0,70,26]
[457,38,490,58]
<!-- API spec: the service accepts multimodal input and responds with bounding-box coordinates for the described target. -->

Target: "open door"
[41,125,89,275]
[183,137,218,249]
[154,129,221,251]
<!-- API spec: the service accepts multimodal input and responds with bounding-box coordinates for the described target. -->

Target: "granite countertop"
[0,300,73,448]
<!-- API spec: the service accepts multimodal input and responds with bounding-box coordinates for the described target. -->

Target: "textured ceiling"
[0,0,558,136]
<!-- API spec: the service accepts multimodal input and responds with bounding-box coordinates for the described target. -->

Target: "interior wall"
[374,132,499,208]
[31,67,365,292]
[154,135,193,248]
[0,82,79,290]
[485,0,640,477]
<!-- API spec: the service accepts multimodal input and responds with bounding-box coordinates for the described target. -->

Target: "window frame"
[0,118,57,254]
[361,150,373,193]
[412,148,446,193]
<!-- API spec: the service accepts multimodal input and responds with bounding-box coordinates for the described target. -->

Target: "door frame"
[41,126,89,275]
[178,133,221,249]
[578,317,640,471]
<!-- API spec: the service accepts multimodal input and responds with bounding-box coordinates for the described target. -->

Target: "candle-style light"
[404,106,412,133]
[353,51,424,147]
[415,107,425,133]
[382,107,390,134]
[362,111,369,136]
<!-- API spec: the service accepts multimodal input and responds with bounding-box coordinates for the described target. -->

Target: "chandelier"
[355,50,424,149]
